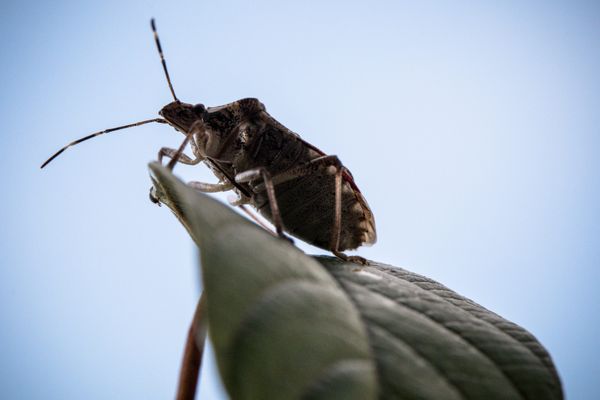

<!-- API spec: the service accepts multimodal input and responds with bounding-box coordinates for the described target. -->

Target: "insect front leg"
[161,120,207,168]
[151,122,210,203]
[158,147,201,165]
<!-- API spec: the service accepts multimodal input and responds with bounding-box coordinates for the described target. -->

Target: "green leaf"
[149,162,563,400]
[320,258,563,399]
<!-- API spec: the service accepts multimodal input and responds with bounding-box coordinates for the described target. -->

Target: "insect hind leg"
[324,159,367,265]
[249,155,367,264]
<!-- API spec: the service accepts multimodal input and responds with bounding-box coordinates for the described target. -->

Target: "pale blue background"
[1,1,598,399]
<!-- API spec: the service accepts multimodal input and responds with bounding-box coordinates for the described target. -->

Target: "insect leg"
[235,168,289,241]
[330,165,366,265]
[166,120,206,170]
[252,155,342,191]
[252,155,367,264]
[248,156,348,255]
[228,193,251,206]
[158,147,202,165]
[188,181,233,192]
[151,125,201,203]
[331,165,343,255]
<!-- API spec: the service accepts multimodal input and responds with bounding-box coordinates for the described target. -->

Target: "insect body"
[41,19,376,263]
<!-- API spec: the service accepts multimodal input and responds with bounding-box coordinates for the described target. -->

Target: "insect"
[41,19,376,263]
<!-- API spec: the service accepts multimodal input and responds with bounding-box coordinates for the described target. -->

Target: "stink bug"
[41,19,376,263]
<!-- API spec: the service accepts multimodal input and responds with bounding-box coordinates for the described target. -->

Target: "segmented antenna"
[40,118,166,168]
[151,18,178,102]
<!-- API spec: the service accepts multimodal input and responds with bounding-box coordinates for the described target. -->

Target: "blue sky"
[1,1,599,399]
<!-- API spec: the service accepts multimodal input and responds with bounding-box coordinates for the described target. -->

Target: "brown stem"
[176,293,207,400]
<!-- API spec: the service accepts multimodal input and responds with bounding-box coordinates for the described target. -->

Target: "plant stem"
[176,293,207,400]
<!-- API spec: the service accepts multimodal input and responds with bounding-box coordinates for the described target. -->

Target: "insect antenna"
[40,118,167,168]
[151,18,178,102]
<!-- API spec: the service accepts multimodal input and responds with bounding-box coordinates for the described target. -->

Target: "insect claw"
[149,187,161,206]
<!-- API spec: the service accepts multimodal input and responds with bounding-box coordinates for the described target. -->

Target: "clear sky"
[1,1,598,399]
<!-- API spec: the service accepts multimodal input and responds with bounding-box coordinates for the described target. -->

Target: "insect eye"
[193,103,206,114]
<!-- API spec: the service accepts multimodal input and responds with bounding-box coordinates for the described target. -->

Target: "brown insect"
[41,19,376,263]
